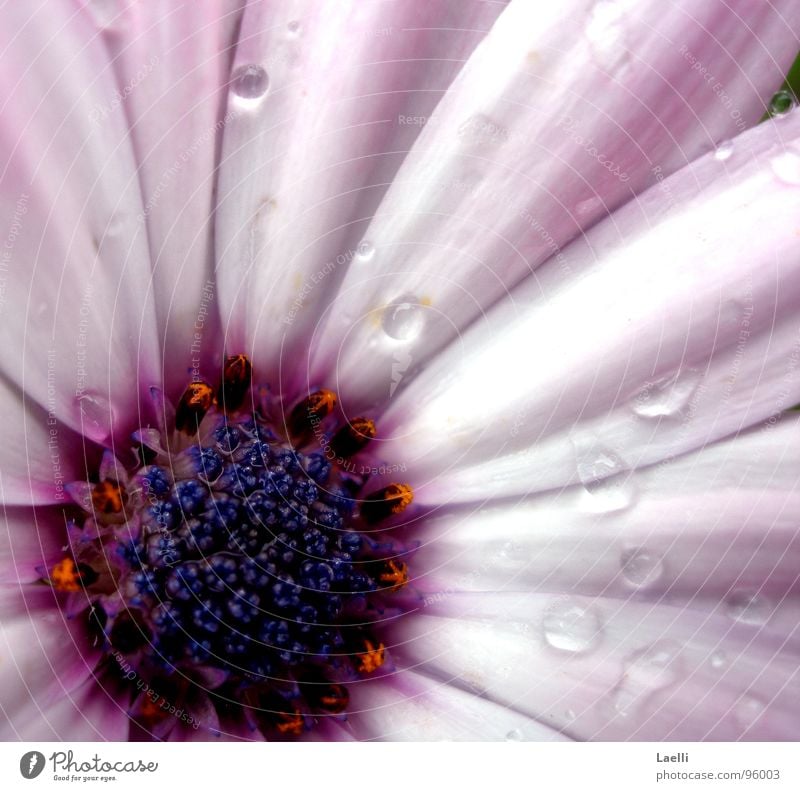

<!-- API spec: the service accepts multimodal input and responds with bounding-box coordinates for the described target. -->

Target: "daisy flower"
[1,0,800,741]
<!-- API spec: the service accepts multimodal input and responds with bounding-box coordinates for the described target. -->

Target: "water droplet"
[769,89,796,117]
[575,196,604,217]
[230,64,269,104]
[631,369,700,419]
[710,650,726,670]
[734,694,765,731]
[713,140,734,161]
[771,151,800,186]
[620,549,664,588]
[457,114,509,147]
[382,295,425,341]
[357,240,375,261]
[74,392,115,443]
[287,20,301,36]
[574,442,636,512]
[726,589,772,625]
[542,598,603,654]
[612,641,682,718]
[566,708,576,720]
[585,1,627,72]
[505,729,523,741]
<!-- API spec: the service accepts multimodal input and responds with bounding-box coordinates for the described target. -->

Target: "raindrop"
[356,240,375,262]
[612,641,682,718]
[505,729,524,741]
[726,589,772,625]
[768,89,796,117]
[457,114,509,147]
[287,20,301,36]
[713,140,734,161]
[585,1,627,72]
[575,196,604,217]
[574,442,636,512]
[734,694,766,731]
[620,549,664,588]
[382,296,425,341]
[542,598,603,654]
[230,64,270,104]
[74,392,115,443]
[771,151,800,186]
[631,369,700,419]
[710,650,726,670]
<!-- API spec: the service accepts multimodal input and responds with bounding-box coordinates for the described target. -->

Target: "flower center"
[47,356,414,738]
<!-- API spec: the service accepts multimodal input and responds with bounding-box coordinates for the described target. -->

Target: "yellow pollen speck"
[356,639,385,674]
[51,558,81,592]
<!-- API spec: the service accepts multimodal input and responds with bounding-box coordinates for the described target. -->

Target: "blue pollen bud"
[64,385,415,737]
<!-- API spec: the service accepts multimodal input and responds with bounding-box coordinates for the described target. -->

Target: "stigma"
[51,355,416,739]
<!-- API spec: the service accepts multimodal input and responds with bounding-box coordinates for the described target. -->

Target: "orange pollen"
[275,711,305,736]
[50,558,82,592]
[91,479,125,514]
[379,560,409,591]
[350,417,376,440]
[309,389,337,417]
[139,696,170,724]
[355,639,386,674]
[384,483,414,513]
[186,382,215,409]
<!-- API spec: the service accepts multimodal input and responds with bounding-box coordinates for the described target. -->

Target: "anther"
[175,381,215,436]
[50,558,98,592]
[314,683,349,714]
[274,708,305,736]
[360,483,414,524]
[288,389,337,439]
[378,559,409,592]
[91,479,125,514]
[217,354,252,412]
[354,638,385,674]
[330,418,376,459]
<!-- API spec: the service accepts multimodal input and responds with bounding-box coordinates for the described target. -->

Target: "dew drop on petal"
[713,140,734,161]
[631,369,700,419]
[74,392,115,443]
[287,20,301,36]
[768,89,796,117]
[231,64,270,104]
[574,441,636,512]
[620,549,664,588]
[770,151,800,186]
[357,240,375,262]
[505,729,524,741]
[612,641,682,718]
[726,589,772,625]
[734,694,766,731]
[710,650,727,670]
[542,598,603,654]
[382,296,425,341]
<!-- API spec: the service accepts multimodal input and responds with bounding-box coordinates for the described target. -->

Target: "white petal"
[0,0,161,446]
[411,417,800,602]
[346,669,567,741]
[95,1,244,395]
[376,110,800,502]
[311,0,800,410]
[0,586,98,738]
[214,0,506,397]
[0,378,83,505]
[390,596,800,740]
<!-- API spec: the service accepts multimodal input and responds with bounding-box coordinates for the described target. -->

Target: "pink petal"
[0,585,100,738]
[310,0,800,411]
[93,1,245,396]
[391,596,799,740]
[0,507,69,582]
[213,0,507,397]
[346,669,568,741]
[0,0,161,447]
[377,110,800,502]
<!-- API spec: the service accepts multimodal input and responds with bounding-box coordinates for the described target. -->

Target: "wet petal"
[94,1,245,395]
[214,0,507,396]
[378,110,800,501]
[312,0,800,410]
[0,0,161,447]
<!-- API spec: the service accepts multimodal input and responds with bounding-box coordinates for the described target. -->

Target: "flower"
[1,0,800,741]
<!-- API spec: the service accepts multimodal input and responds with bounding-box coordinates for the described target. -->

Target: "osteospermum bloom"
[1,0,800,741]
